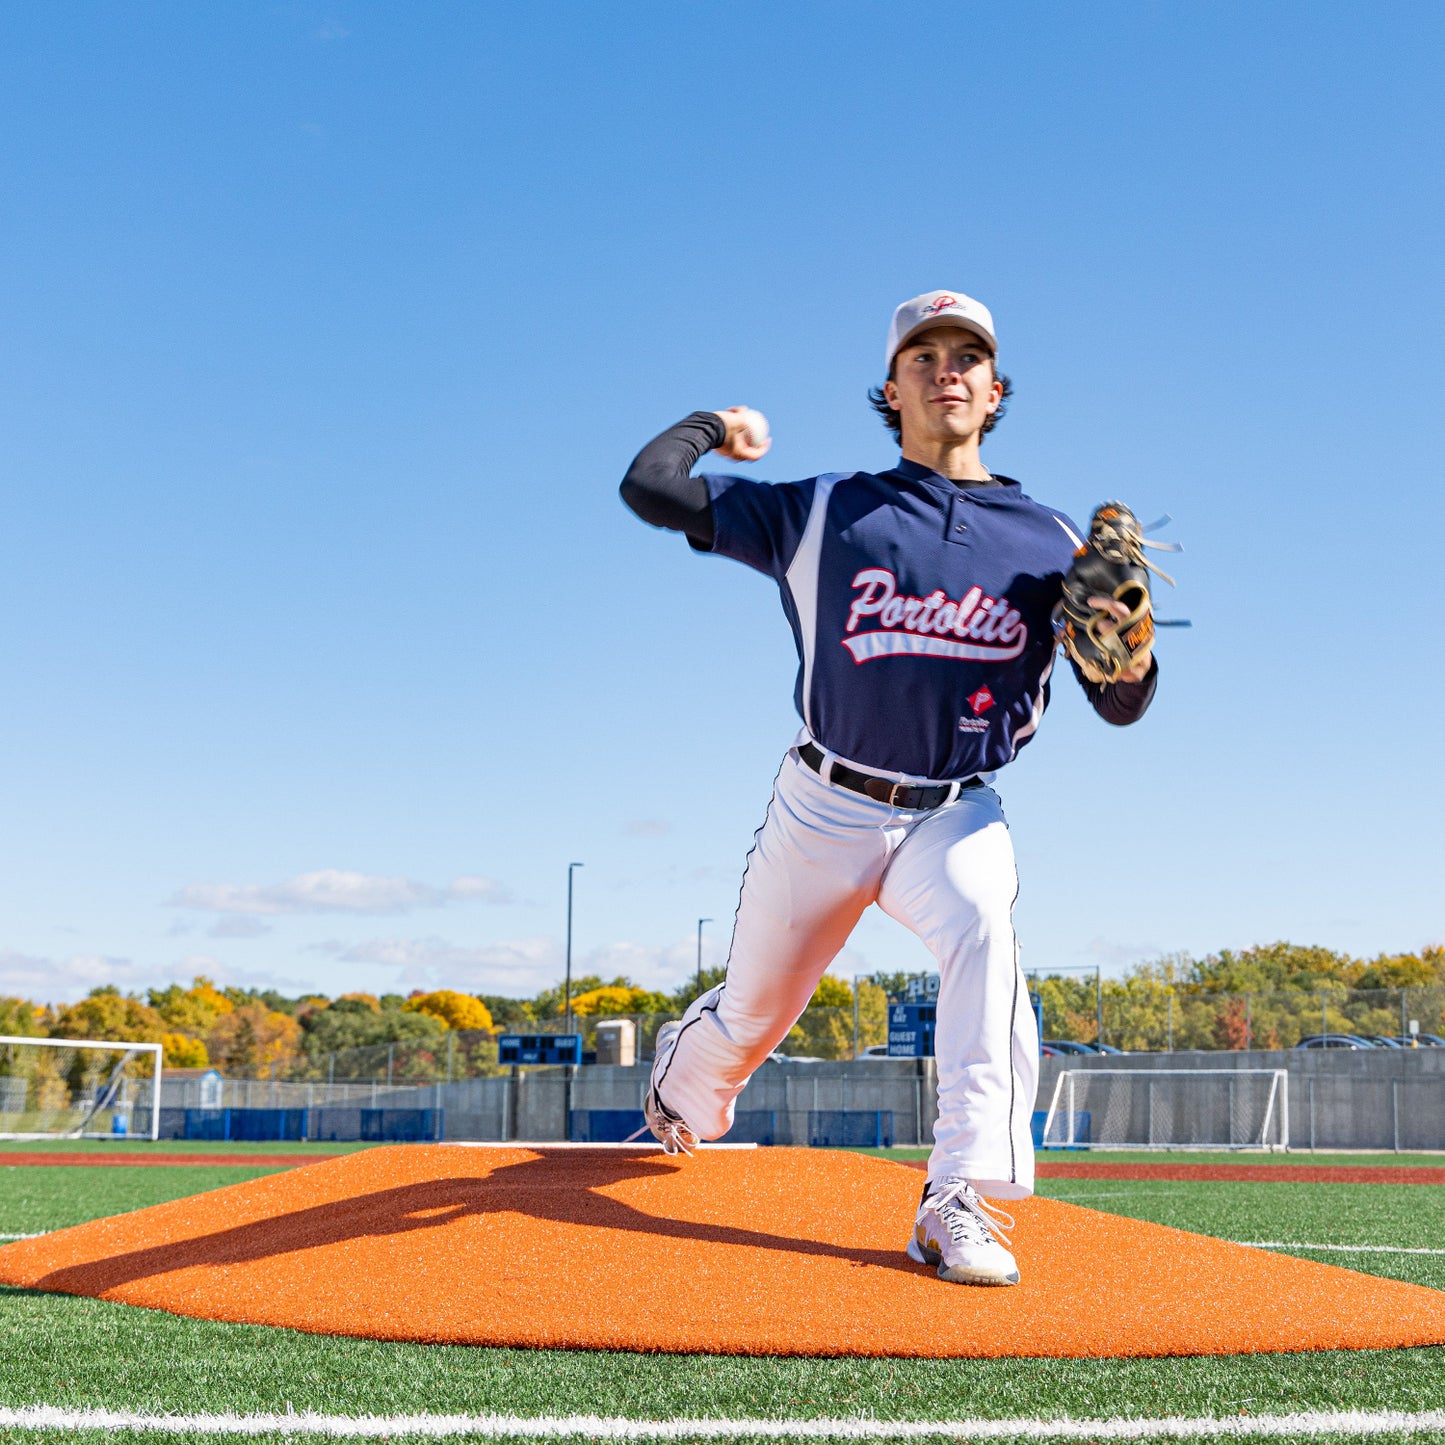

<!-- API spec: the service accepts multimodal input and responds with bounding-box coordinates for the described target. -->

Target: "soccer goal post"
[0,1036,163,1141]
[1040,1068,1289,1151]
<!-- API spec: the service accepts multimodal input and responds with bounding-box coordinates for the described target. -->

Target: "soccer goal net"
[0,1036,162,1141]
[1040,1068,1289,1151]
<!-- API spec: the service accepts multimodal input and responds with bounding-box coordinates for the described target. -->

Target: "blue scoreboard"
[498,1034,583,1066]
[887,1003,935,1057]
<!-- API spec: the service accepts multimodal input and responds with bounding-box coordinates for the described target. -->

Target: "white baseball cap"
[885,290,997,371]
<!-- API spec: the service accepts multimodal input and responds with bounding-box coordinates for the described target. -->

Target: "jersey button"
[954,523,966,534]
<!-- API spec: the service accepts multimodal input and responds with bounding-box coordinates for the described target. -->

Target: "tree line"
[0,940,1440,1077]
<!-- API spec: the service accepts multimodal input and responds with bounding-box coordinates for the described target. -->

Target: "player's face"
[885,327,1002,449]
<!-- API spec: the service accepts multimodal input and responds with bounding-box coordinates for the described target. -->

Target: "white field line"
[1233,1240,1445,1256]
[3,1406,1445,1439]
[0,1232,45,1240]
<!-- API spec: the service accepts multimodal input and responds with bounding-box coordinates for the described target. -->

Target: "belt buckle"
[887,781,913,809]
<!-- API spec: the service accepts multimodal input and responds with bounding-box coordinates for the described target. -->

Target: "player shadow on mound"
[34,1149,927,1296]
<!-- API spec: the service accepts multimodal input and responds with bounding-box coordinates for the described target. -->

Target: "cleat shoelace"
[626,1088,696,1156]
[929,1179,1015,1249]
[654,1121,694,1157]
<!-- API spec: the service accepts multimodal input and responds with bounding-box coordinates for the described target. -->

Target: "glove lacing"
[1092,509,1178,588]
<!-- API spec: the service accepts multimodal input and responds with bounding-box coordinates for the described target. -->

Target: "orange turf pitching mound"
[1,1145,1441,1358]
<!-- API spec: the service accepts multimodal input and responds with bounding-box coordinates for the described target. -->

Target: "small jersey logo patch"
[968,686,995,714]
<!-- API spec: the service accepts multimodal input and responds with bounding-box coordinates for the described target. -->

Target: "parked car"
[766,1052,827,1063]
[857,1044,892,1060]
[1040,1043,1066,1057]
[1400,1033,1445,1047]
[1094,1043,1127,1055]
[1046,1040,1101,1055]
[1294,1034,1376,1049]
[1364,1035,1404,1048]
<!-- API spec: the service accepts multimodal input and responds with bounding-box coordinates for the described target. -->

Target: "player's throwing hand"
[712,406,771,462]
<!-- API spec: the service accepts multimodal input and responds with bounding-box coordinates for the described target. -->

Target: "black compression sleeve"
[1072,654,1159,726]
[619,411,727,547]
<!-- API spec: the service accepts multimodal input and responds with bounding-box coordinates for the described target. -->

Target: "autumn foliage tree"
[51,987,166,1045]
[205,1004,301,1078]
[403,990,494,1032]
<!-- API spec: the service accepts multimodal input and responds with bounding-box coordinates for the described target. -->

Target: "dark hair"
[867,361,1013,444]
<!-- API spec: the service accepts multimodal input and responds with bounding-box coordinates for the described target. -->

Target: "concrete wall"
[430,1059,940,1146]
[143,1048,1445,1151]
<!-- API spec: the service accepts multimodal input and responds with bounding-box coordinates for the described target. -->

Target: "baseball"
[739,407,770,449]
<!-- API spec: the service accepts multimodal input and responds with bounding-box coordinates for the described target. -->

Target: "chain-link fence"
[238,985,1445,1084]
[266,1001,895,1083]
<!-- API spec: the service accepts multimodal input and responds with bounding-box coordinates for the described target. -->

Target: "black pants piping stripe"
[1005,835,1022,1186]
[654,751,789,1107]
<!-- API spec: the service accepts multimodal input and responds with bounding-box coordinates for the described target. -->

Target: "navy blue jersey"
[699,460,1083,780]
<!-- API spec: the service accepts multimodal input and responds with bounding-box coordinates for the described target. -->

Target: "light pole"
[564,862,584,1034]
[696,918,712,1000]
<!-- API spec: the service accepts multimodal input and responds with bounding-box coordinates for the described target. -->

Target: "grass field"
[2,1144,1443,1443]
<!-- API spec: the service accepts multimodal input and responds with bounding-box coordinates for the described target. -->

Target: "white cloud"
[313,931,737,996]
[207,916,273,940]
[329,934,559,993]
[0,950,150,1005]
[623,820,671,837]
[1079,936,1171,977]
[446,876,514,904]
[171,868,513,917]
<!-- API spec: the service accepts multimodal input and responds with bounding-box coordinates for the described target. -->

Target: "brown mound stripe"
[0,1153,346,1168]
[2,1145,1442,1357]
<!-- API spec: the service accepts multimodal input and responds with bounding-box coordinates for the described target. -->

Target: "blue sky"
[0,1,1440,1006]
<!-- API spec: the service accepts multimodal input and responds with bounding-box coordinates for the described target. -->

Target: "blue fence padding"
[569,1108,646,1143]
[360,1107,442,1142]
[178,1108,308,1142]
[1033,1109,1092,1148]
[808,1109,894,1148]
[310,1107,443,1142]
[156,1108,188,1140]
[720,1109,776,1146]
[230,1108,309,1142]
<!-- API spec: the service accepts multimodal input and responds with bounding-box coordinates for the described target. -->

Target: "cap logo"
[921,294,961,317]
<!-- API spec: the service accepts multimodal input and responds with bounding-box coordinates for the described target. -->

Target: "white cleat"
[641,1083,697,1156]
[636,1021,697,1156]
[907,1176,1020,1286]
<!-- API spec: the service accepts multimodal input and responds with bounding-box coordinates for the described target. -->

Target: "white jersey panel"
[782,475,841,736]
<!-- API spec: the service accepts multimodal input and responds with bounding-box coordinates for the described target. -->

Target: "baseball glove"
[1058,502,1175,684]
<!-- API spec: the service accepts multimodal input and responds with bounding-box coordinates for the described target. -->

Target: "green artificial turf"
[0,1165,292,1234]
[3,1281,1445,1425]
[2,1155,1443,1442]
[1035,1179,1445,1290]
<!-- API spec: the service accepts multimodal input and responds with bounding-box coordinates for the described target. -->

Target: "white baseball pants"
[650,744,1038,1198]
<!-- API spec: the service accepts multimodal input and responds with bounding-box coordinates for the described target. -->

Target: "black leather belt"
[798,741,980,811]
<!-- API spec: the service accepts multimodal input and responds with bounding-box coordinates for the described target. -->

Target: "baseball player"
[618,290,1158,1286]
